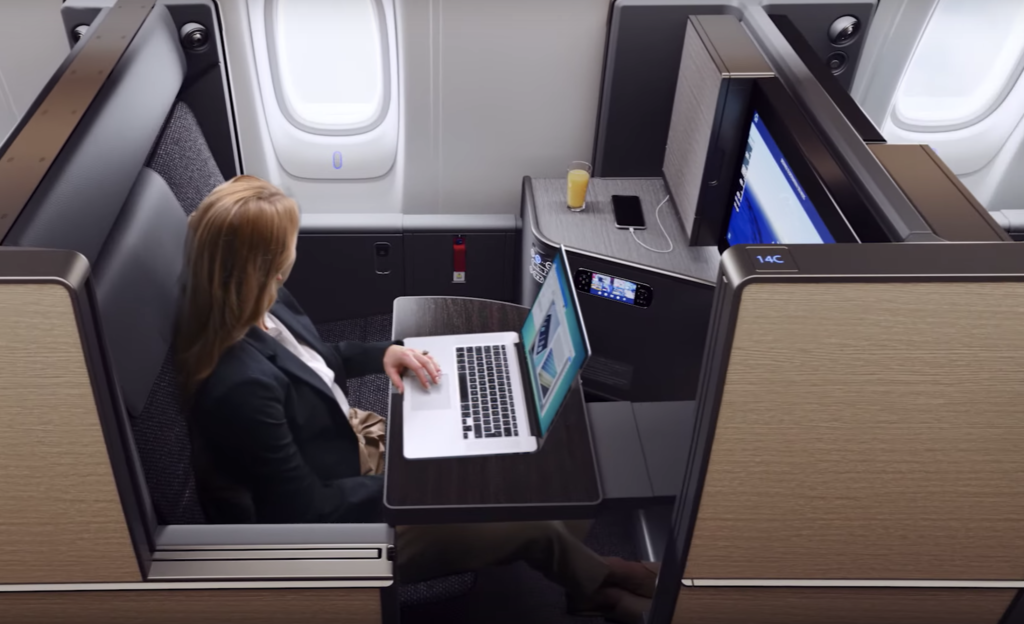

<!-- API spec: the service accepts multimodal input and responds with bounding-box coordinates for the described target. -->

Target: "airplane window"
[893,0,1024,132]
[266,0,390,135]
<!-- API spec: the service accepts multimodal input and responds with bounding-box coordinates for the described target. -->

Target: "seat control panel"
[574,268,653,308]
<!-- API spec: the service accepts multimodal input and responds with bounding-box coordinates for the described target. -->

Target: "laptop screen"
[520,249,589,437]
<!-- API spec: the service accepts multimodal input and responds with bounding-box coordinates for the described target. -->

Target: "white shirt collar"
[264,313,283,337]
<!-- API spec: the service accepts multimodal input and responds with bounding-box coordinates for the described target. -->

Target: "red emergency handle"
[453,237,466,273]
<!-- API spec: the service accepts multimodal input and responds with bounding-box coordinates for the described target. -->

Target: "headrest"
[94,167,187,417]
[3,7,185,265]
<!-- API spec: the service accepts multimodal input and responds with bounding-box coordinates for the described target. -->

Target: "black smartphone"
[612,194,646,230]
[573,268,653,308]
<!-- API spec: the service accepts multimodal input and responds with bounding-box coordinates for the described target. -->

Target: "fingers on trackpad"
[408,374,452,411]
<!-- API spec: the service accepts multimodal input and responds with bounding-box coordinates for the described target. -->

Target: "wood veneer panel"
[0,588,380,624]
[672,586,1013,624]
[686,282,1024,580]
[0,284,138,582]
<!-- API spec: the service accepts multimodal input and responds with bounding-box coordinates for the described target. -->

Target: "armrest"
[149,524,394,582]
[990,210,1024,235]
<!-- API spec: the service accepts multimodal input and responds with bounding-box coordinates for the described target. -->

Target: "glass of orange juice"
[567,161,592,211]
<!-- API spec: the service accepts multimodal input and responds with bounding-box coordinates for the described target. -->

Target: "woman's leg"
[562,519,593,542]
[395,521,610,599]
[361,414,652,620]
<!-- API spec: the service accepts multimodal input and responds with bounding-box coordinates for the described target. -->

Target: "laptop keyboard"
[457,345,519,440]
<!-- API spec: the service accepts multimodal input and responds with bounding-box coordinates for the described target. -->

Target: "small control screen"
[589,272,637,304]
[574,268,652,308]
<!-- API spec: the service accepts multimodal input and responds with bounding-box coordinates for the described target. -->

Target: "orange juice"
[567,168,590,210]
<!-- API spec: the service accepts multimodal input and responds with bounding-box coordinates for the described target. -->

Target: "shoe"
[602,557,660,599]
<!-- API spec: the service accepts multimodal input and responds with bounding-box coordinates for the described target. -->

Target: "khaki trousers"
[349,408,610,598]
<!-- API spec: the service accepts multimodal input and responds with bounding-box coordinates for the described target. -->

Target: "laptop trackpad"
[408,374,453,411]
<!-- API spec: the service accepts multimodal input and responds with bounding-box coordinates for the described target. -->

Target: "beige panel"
[685,282,1024,580]
[673,586,1013,624]
[0,284,139,582]
[0,588,381,624]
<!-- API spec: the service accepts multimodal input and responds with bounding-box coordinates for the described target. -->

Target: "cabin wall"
[0,0,68,144]
[853,0,1024,215]
[5,0,1020,222]
[0,0,898,220]
[221,0,612,218]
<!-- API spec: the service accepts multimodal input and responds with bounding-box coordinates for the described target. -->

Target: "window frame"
[891,0,1024,134]
[264,0,392,137]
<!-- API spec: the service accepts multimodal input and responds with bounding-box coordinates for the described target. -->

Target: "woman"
[177,176,656,623]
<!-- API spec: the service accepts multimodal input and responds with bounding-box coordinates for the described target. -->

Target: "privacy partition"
[650,241,1024,624]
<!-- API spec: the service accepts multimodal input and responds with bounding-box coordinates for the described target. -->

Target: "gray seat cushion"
[94,168,187,417]
[110,99,224,525]
[399,572,477,607]
[134,352,206,525]
[148,101,226,215]
[315,314,394,416]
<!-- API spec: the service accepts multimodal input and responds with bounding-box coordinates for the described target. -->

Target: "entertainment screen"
[726,110,837,246]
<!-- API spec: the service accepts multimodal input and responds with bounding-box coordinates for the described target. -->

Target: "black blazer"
[189,288,398,524]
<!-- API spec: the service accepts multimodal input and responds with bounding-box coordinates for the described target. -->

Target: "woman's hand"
[384,345,441,393]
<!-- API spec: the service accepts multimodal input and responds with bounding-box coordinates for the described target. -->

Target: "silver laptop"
[402,246,591,459]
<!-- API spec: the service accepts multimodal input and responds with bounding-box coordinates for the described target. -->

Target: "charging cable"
[630,195,673,253]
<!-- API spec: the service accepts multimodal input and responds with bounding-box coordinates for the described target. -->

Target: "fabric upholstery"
[127,100,226,526]
[148,101,226,215]
[399,572,478,607]
[315,314,394,418]
[134,352,206,525]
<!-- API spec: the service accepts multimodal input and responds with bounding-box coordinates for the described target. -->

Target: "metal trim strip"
[147,559,392,582]
[158,543,389,552]
[0,580,391,593]
[153,550,381,561]
[687,579,1024,589]
[0,1,157,241]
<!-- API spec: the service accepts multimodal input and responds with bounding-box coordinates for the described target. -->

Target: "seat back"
[94,100,224,525]
[93,161,208,525]
[148,101,227,216]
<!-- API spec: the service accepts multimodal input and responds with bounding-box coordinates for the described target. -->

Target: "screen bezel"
[521,247,592,440]
[719,78,863,252]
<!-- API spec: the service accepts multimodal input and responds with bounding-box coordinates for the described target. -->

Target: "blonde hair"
[176,175,300,395]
